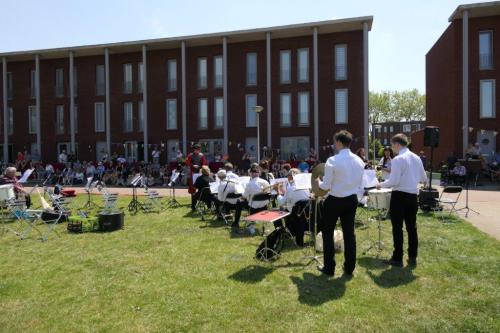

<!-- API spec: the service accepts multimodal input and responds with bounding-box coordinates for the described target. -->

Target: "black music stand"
[127,175,145,214]
[456,156,479,217]
[80,177,101,211]
[166,171,181,208]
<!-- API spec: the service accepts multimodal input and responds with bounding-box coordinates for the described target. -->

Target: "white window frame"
[480,79,496,119]
[198,98,208,129]
[138,62,144,93]
[94,102,105,132]
[198,58,207,89]
[297,48,309,83]
[214,97,224,128]
[298,92,310,126]
[280,93,292,127]
[166,99,177,130]
[138,101,144,132]
[56,105,64,135]
[335,89,348,124]
[123,102,133,132]
[214,56,223,88]
[123,63,133,94]
[335,44,347,81]
[55,68,64,97]
[246,53,257,86]
[479,31,494,70]
[246,94,257,128]
[280,50,291,84]
[390,126,394,132]
[96,65,105,96]
[384,126,387,133]
[28,106,37,134]
[167,59,177,91]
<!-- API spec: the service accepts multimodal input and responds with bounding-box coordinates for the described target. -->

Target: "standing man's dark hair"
[334,130,353,147]
[391,133,409,147]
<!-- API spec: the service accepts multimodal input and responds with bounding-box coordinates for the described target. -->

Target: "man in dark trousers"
[378,133,427,267]
[315,130,365,277]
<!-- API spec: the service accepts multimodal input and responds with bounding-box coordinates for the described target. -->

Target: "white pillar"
[313,27,319,154]
[69,51,76,154]
[462,10,469,157]
[181,41,187,155]
[223,37,228,155]
[142,44,149,162]
[266,32,272,149]
[2,57,7,163]
[363,22,369,154]
[35,54,41,160]
[105,48,111,157]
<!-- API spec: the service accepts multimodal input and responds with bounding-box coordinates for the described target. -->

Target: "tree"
[369,89,425,123]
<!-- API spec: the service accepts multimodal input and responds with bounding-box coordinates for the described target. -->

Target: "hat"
[192,143,201,150]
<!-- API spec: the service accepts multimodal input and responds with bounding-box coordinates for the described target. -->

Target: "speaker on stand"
[419,126,440,211]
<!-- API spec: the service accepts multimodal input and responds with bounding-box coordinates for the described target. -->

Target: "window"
[479,31,493,69]
[280,136,310,160]
[246,94,257,127]
[55,68,64,97]
[30,70,36,99]
[214,56,223,88]
[96,65,105,96]
[297,48,309,83]
[280,50,291,84]
[56,105,64,134]
[198,58,207,89]
[214,97,224,128]
[28,106,37,134]
[384,126,387,133]
[123,64,132,94]
[138,101,144,132]
[480,80,495,118]
[335,89,348,124]
[123,102,133,132]
[138,62,144,93]
[94,102,105,132]
[390,126,394,132]
[167,59,177,91]
[384,138,388,145]
[280,93,291,127]
[8,107,13,135]
[335,44,347,80]
[298,92,309,126]
[166,99,177,130]
[246,53,257,86]
[402,124,411,132]
[198,98,208,129]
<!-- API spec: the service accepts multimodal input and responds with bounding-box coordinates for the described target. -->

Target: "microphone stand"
[456,155,479,217]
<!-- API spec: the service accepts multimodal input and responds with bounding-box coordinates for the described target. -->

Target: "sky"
[0,0,477,93]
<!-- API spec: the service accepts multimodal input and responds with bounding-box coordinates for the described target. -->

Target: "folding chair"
[142,188,163,213]
[40,209,64,242]
[432,186,462,221]
[219,192,242,226]
[2,199,43,240]
[102,192,119,212]
[195,187,215,221]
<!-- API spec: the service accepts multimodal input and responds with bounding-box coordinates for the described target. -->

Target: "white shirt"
[243,176,270,208]
[58,153,67,163]
[379,158,392,180]
[277,181,310,211]
[226,171,239,182]
[318,148,365,198]
[217,179,240,205]
[380,148,427,194]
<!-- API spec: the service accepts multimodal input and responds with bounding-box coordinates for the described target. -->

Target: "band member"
[223,162,239,182]
[377,133,427,267]
[1,167,31,207]
[217,170,243,228]
[185,143,208,197]
[192,165,212,211]
[315,130,365,277]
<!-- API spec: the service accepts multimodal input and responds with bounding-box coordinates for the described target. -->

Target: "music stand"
[80,177,101,210]
[166,171,181,208]
[456,156,480,217]
[303,195,323,265]
[127,175,145,214]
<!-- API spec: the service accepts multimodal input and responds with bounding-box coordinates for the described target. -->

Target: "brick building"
[373,121,425,147]
[0,16,372,164]
[426,1,500,166]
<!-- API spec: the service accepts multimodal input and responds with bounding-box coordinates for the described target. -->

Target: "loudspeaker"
[424,126,440,148]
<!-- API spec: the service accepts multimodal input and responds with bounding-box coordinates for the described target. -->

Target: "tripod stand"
[303,197,323,265]
[128,186,145,214]
[166,184,181,208]
[456,156,480,217]
[80,180,101,211]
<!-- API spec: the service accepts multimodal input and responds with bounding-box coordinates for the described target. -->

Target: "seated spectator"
[450,161,466,185]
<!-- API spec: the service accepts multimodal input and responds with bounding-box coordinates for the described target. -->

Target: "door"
[245,137,257,162]
[166,139,179,162]
[96,141,107,162]
[124,141,138,163]
[477,130,496,162]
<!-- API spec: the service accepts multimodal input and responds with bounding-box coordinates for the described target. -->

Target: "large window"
[56,105,64,134]
[297,48,309,83]
[198,58,207,89]
[55,68,64,97]
[246,53,257,86]
[280,50,291,84]
[96,65,105,96]
[30,70,36,99]
[138,101,144,132]
[214,56,223,88]
[480,80,495,118]
[214,97,224,128]
[123,102,133,132]
[298,92,309,126]
[94,102,105,132]
[138,62,144,93]
[246,94,257,127]
[479,31,493,70]
[28,106,37,134]
[335,89,348,124]
[166,99,177,130]
[280,93,291,127]
[167,59,177,91]
[335,44,347,80]
[123,63,133,94]
[198,98,208,129]
[280,136,310,160]
[402,124,411,132]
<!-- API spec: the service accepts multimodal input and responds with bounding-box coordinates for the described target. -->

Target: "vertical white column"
[69,51,76,154]
[181,41,187,155]
[266,32,272,149]
[2,57,7,163]
[223,37,228,155]
[35,54,41,160]
[142,44,149,162]
[105,48,111,157]
[462,10,469,157]
[313,27,319,155]
[363,22,369,154]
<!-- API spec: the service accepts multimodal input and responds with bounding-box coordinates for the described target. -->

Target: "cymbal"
[311,163,328,197]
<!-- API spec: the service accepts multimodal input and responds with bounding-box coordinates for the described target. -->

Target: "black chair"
[195,187,215,221]
[219,192,242,226]
[432,186,462,221]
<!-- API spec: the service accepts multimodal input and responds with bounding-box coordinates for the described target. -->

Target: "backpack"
[255,226,285,261]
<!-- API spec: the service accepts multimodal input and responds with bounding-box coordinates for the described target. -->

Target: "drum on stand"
[367,188,392,211]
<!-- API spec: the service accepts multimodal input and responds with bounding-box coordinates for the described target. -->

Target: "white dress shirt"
[217,179,240,204]
[243,176,270,208]
[379,158,392,180]
[318,148,365,198]
[226,171,240,182]
[379,147,427,194]
[277,181,310,211]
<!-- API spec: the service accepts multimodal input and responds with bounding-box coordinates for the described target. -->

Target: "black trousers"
[322,194,358,274]
[226,201,265,226]
[389,191,418,262]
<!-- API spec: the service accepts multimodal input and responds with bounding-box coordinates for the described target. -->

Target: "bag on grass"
[255,226,285,261]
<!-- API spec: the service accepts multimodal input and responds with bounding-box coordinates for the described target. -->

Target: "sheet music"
[270,178,288,186]
[209,181,219,194]
[192,173,201,183]
[85,177,94,191]
[170,170,180,184]
[362,169,379,188]
[18,169,34,183]
[294,173,312,190]
[235,176,250,194]
[131,174,142,186]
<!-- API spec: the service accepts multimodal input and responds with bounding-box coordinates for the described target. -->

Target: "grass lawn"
[0,196,499,332]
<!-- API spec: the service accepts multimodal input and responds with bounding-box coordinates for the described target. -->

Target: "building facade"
[373,121,426,146]
[0,17,372,164]
[426,2,500,166]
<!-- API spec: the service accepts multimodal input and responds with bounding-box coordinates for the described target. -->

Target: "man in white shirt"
[242,164,270,210]
[315,130,365,277]
[377,133,427,267]
[217,169,242,227]
[224,162,240,182]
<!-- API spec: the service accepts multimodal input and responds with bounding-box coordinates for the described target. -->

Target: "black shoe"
[343,266,354,276]
[407,257,417,267]
[317,265,334,277]
[383,258,403,267]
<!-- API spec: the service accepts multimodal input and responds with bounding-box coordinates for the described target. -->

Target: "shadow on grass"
[358,256,418,288]
[290,272,351,306]
[228,265,274,284]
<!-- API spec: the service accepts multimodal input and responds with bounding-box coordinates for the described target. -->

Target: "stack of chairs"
[142,187,163,213]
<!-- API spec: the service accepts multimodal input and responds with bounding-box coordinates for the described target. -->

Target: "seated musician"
[449,161,466,185]
[191,165,213,211]
[224,162,239,182]
[275,168,311,246]
[0,167,31,207]
[217,169,242,226]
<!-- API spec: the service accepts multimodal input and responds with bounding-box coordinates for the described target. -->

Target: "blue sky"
[0,0,474,92]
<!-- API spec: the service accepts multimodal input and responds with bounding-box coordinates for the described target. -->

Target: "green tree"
[369,89,425,122]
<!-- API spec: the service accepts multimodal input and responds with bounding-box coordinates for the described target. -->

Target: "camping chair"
[39,209,64,241]
[432,186,462,221]
[195,187,215,221]
[102,191,119,212]
[142,188,163,213]
[2,199,43,240]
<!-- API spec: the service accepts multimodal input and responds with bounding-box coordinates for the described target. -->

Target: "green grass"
[0,196,499,333]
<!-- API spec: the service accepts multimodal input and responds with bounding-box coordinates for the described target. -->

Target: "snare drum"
[0,184,15,201]
[368,189,392,211]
